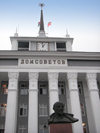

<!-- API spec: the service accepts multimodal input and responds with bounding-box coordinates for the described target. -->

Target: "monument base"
[49,123,72,133]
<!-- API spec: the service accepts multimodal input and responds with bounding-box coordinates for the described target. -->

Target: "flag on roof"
[48,22,52,27]
[38,21,40,26]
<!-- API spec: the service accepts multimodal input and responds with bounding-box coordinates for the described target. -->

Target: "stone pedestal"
[49,124,72,133]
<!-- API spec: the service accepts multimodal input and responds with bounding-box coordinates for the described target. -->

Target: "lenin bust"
[48,102,79,124]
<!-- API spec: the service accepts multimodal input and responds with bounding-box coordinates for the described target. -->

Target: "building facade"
[0,5,100,133]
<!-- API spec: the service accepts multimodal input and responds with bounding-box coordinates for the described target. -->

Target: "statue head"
[53,102,64,115]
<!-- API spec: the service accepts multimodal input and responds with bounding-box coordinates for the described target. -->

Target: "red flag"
[38,21,40,26]
[48,22,52,27]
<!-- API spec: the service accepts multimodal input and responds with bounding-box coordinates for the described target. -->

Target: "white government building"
[0,4,100,133]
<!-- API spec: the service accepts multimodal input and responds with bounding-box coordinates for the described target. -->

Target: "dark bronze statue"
[48,102,79,124]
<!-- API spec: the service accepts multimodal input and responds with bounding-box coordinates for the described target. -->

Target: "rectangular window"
[19,105,27,117]
[0,104,7,116]
[0,129,4,133]
[58,82,65,95]
[39,84,47,95]
[1,81,8,94]
[56,42,66,51]
[18,127,27,133]
[39,104,48,117]
[39,125,48,133]
[81,103,85,116]
[20,89,28,95]
[20,82,28,95]
[18,41,29,51]
[97,81,100,98]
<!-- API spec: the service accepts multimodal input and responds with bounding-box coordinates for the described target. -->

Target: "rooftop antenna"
[14,27,18,37]
[66,28,70,38]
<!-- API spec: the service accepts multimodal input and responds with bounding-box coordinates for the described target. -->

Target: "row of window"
[0,82,65,95]
[0,104,48,117]
[18,41,66,51]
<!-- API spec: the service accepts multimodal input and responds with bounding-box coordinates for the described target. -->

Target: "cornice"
[0,51,100,60]
[10,36,73,42]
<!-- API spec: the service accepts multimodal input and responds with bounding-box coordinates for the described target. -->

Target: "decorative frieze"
[67,73,78,91]
[86,73,98,91]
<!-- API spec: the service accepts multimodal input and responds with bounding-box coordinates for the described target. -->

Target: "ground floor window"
[18,127,27,133]
[39,124,48,133]
[0,104,7,116]
[0,129,4,133]
[39,104,48,117]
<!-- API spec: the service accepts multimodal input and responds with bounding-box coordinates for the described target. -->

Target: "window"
[0,129,4,133]
[39,104,48,117]
[1,81,8,94]
[0,104,7,116]
[78,82,83,95]
[58,82,65,95]
[20,82,28,95]
[39,84,47,95]
[39,125,48,133]
[18,126,27,133]
[19,105,27,117]
[18,41,29,51]
[56,42,66,51]
[81,103,85,116]
[97,81,100,98]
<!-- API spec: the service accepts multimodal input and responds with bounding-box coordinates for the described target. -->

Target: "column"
[48,72,59,114]
[28,72,39,133]
[86,73,100,133]
[67,73,83,133]
[5,72,19,133]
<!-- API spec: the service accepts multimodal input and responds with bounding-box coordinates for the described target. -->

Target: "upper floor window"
[19,105,27,117]
[20,82,28,95]
[18,41,29,51]
[81,103,85,116]
[56,42,66,52]
[78,82,83,95]
[58,82,65,95]
[1,81,8,94]
[0,104,7,116]
[39,83,47,95]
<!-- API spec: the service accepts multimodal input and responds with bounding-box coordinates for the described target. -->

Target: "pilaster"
[5,72,19,133]
[48,72,59,114]
[67,72,83,133]
[86,73,100,133]
[28,72,39,133]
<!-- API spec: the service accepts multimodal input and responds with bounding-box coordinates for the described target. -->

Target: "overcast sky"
[0,0,100,52]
